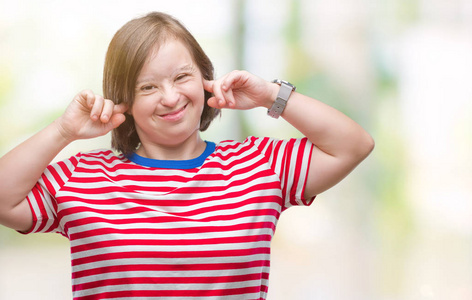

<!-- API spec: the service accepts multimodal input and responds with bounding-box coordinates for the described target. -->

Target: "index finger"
[75,89,95,108]
[113,103,128,114]
[203,79,214,93]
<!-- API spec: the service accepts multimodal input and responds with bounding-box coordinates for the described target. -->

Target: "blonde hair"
[103,12,220,155]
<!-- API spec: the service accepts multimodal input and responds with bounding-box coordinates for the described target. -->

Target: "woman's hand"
[203,70,278,110]
[55,90,128,142]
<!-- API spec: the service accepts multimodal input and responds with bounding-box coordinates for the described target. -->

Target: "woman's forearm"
[0,121,70,230]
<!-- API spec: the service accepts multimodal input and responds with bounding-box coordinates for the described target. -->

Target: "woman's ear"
[125,104,133,116]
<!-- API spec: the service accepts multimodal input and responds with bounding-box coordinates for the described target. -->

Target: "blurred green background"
[0,0,471,299]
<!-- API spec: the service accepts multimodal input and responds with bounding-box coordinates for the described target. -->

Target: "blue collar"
[127,141,216,169]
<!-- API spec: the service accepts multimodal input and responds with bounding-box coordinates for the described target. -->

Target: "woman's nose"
[160,86,180,107]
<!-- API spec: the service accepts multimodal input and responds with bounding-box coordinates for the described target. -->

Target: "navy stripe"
[127,141,216,169]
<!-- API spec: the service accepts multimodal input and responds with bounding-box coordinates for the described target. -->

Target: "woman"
[0,12,374,299]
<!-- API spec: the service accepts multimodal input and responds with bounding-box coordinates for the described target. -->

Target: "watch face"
[272,79,296,91]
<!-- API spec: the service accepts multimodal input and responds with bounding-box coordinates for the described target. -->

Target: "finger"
[100,99,115,123]
[81,90,95,108]
[220,74,242,108]
[207,93,233,109]
[210,80,228,108]
[90,95,104,121]
[109,113,126,129]
[113,103,129,114]
[76,89,94,107]
[203,79,214,93]
[223,88,236,108]
[207,96,219,109]
[204,80,226,108]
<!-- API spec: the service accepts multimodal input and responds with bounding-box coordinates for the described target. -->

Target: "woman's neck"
[135,135,207,161]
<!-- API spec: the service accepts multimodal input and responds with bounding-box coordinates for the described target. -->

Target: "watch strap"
[267,79,296,119]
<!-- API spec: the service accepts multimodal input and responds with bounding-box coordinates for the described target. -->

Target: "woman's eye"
[176,74,188,81]
[141,85,155,91]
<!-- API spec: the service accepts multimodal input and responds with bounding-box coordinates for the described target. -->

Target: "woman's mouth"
[158,104,187,121]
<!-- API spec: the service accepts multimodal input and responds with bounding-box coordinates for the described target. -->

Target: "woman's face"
[131,38,205,148]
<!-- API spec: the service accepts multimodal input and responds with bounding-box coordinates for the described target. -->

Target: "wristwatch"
[267,79,296,119]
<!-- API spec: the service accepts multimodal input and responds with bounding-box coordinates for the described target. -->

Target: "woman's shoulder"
[76,149,122,159]
[215,136,271,148]
[65,149,126,167]
[213,136,274,157]
[213,136,310,160]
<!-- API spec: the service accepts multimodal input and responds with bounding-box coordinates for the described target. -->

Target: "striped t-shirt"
[25,136,314,300]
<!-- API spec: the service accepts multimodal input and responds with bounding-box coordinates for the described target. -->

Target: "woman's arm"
[204,70,374,199]
[0,90,127,232]
[277,88,374,198]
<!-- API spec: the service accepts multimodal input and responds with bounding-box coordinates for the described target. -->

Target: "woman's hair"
[103,12,220,155]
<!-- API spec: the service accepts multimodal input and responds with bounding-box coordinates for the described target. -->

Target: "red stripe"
[31,185,48,232]
[60,179,279,203]
[61,194,279,222]
[75,285,265,300]
[65,208,280,231]
[214,139,253,153]
[70,153,267,185]
[71,234,272,253]
[271,140,282,172]
[70,221,276,240]
[73,272,267,291]
[41,171,59,196]
[59,179,279,209]
[301,139,315,205]
[58,159,73,179]
[72,247,271,266]
[256,137,270,154]
[46,165,65,191]
[290,139,305,202]
[281,140,293,203]
[72,260,270,279]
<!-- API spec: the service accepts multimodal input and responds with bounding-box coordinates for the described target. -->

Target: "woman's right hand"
[55,90,128,142]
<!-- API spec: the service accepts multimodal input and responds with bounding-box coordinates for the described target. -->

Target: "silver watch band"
[267,79,296,119]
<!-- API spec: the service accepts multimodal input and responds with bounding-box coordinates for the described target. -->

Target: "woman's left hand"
[203,70,277,110]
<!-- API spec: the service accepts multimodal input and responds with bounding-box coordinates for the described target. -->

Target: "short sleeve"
[251,136,315,210]
[23,153,81,235]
